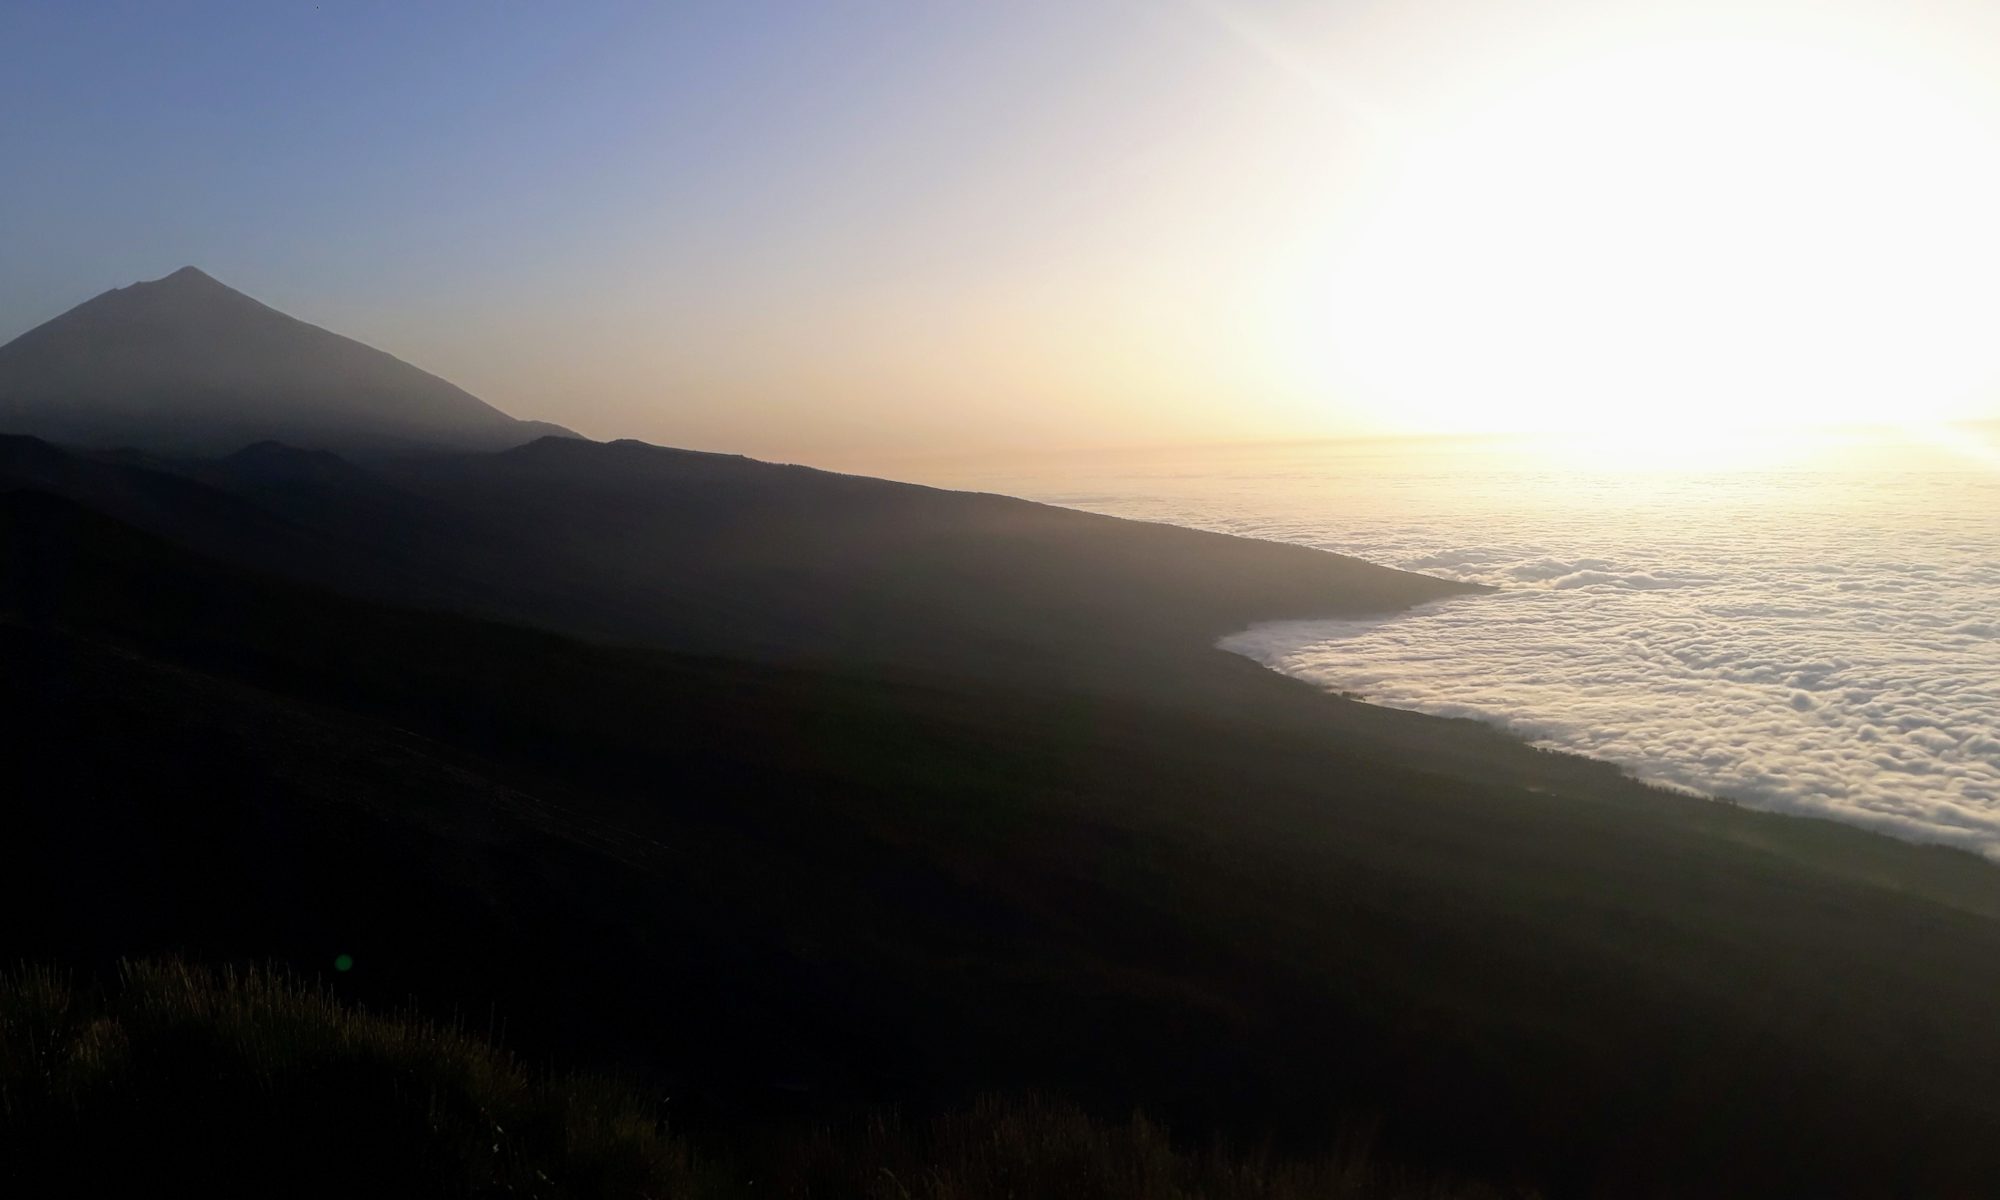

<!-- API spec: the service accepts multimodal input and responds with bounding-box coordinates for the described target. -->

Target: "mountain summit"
[0,268,573,455]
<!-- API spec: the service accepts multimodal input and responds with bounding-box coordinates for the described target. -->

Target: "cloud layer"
[1014,455,2000,856]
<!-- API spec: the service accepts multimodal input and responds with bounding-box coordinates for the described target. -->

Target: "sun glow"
[1288,31,2000,439]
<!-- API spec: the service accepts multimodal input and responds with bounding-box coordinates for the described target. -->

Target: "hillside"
[10,486,2000,1196]
[0,433,1479,689]
[0,268,571,454]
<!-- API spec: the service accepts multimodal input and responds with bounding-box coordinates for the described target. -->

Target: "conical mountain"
[0,267,573,454]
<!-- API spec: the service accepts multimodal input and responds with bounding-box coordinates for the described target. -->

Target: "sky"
[7,0,2000,462]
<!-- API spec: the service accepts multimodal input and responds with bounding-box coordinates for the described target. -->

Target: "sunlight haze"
[6,0,2000,457]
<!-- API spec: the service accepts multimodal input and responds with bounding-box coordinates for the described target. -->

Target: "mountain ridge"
[0,430,1482,691]
[0,267,574,455]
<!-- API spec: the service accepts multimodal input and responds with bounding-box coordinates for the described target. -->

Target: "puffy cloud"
[1219,520,2000,855]
[1001,451,2000,856]
[1007,466,2000,859]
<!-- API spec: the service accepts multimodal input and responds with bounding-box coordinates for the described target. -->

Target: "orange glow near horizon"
[332,4,2000,459]
[15,3,2000,459]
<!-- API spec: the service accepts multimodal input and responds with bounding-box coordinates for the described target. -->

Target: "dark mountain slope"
[273,433,1485,688]
[1,433,1479,691]
[397,436,1475,658]
[0,267,572,454]
[9,489,2000,1196]
[0,433,478,612]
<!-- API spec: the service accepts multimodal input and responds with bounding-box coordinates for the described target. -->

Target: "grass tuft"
[0,959,1514,1198]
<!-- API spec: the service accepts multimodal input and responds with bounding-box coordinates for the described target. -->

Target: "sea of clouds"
[939,441,2000,856]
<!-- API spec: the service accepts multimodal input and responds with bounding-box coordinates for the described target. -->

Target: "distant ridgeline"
[0,431,1474,687]
[8,272,2000,1197]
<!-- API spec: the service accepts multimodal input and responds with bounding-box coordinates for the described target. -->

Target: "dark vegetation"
[6,275,2000,1195]
[0,960,1504,1199]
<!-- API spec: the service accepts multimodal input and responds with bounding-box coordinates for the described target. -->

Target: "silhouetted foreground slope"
[373,436,1481,679]
[0,432,1479,690]
[0,268,571,454]
[0,960,1502,1199]
[9,487,2000,1197]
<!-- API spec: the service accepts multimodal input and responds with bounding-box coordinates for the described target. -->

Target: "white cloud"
[1009,456,2000,857]
[1218,512,2000,853]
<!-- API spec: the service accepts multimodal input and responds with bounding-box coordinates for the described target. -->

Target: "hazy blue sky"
[8,1,2000,461]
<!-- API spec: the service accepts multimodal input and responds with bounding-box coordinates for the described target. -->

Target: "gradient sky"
[8,0,2000,461]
